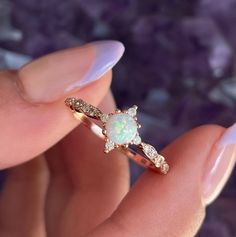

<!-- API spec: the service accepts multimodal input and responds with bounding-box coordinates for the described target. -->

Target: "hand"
[0,41,235,237]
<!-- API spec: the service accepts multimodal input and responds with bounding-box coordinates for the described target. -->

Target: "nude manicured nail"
[18,40,124,103]
[202,124,236,205]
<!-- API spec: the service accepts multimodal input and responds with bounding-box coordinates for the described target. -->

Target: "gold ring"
[65,97,169,174]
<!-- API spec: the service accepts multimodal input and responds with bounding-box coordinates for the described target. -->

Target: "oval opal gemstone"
[106,113,137,145]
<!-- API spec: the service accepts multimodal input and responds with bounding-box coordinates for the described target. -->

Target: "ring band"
[65,97,169,174]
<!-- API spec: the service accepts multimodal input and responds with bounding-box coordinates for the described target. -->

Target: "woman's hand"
[0,41,235,237]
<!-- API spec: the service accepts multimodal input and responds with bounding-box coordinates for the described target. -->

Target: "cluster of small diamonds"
[65,98,102,119]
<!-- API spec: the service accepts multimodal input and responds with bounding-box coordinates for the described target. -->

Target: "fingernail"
[17,40,124,103]
[202,124,236,205]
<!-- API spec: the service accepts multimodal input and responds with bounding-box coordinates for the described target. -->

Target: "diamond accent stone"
[161,162,169,174]
[105,140,115,153]
[82,104,90,113]
[65,97,76,107]
[127,107,137,117]
[73,99,102,118]
[100,114,109,123]
[142,143,158,159]
[153,155,165,168]
[74,101,82,109]
[133,135,142,145]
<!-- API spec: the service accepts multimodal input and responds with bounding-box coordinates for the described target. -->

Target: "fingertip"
[0,68,112,169]
[17,41,122,103]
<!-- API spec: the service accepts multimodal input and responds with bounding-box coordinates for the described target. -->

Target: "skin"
[0,48,228,237]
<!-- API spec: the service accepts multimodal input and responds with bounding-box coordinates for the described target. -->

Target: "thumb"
[87,125,236,237]
[0,41,124,169]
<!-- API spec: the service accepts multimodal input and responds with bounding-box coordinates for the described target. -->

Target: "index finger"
[0,41,124,168]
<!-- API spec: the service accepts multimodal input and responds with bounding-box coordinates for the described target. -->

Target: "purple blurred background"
[0,0,236,236]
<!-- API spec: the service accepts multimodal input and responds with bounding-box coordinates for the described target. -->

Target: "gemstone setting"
[127,107,137,117]
[105,113,138,145]
[100,113,109,123]
[104,140,115,153]
[142,143,158,159]
[65,98,169,174]
[133,135,142,145]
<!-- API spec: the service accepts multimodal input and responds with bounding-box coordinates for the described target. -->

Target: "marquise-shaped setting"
[141,143,166,170]
[133,134,142,145]
[142,143,158,160]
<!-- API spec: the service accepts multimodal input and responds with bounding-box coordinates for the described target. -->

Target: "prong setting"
[66,98,169,174]
[102,105,141,153]
[137,123,141,128]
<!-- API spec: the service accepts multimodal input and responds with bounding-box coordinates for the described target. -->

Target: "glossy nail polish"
[18,41,124,103]
[202,124,236,205]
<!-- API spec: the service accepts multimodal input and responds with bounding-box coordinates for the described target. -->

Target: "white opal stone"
[106,113,137,145]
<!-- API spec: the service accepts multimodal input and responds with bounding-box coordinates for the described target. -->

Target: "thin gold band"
[65,98,169,174]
